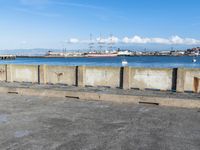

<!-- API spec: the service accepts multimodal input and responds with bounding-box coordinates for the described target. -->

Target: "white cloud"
[122,36,151,44]
[96,36,119,44]
[133,36,150,44]
[122,35,200,45]
[184,38,200,45]
[67,38,79,44]
[96,37,106,44]
[122,35,151,44]
[151,38,170,44]
[122,37,130,44]
[169,36,200,45]
[66,36,119,45]
[170,36,184,44]
[109,36,119,44]
[66,35,200,45]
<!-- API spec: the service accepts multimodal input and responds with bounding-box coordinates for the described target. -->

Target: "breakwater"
[0,64,199,93]
[0,55,16,60]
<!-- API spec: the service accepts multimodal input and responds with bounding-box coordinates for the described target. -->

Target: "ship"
[86,34,118,57]
[85,52,118,57]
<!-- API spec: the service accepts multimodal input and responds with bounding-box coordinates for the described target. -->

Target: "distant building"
[159,51,171,56]
[170,51,185,56]
[186,47,200,56]
[117,50,132,56]
[46,51,83,57]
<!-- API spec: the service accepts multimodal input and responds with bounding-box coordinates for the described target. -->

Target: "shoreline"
[16,55,196,58]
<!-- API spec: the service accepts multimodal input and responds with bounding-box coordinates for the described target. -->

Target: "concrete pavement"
[0,93,200,150]
[0,82,200,108]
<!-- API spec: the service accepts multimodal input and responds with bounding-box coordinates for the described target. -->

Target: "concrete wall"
[1,64,200,93]
[85,66,121,88]
[130,68,173,90]
[46,66,76,85]
[11,65,39,83]
[177,68,200,93]
[0,65,6,81]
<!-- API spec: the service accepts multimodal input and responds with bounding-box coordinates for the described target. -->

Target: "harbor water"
[0,56,200,68]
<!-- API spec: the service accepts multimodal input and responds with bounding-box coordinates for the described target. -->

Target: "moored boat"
[85,53,118,57]
[122,59,128,66]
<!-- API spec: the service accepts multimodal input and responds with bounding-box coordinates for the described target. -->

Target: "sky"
[0,0,200,50]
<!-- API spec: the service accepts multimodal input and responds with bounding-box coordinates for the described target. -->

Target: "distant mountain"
[0,49,65,56]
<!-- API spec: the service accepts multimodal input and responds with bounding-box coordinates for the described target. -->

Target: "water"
[0,56,200,68]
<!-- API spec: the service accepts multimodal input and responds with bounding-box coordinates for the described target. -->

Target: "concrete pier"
[0,55,16,60]
[0,93,199,150]
[0,82,200,108]
[0,64,199,93]
[0,64,199,149]
[0,64,199,108]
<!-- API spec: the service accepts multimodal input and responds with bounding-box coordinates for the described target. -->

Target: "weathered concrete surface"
[0,65,6,81]
[131,68,173,90]
[39,65,47,84]
[123,66,131,90]
[78,66,85,87]
[3,64,200,93]
[177,68,200,93]
[0,93,200,150]
[85,66,121,88]
[6,64,12,82]
[11,65,39,83]
[46,66,76,85]
[0,82,200,109]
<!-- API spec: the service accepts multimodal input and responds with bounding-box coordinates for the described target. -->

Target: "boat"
[193,57,197,63]
[85,53,118,58]
[122,59,128,66]
[86,34,118,58]
[193,54,198,63]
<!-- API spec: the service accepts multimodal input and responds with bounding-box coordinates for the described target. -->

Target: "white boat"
[193,57,197,63]
[122,59,128,66]
[193,54,198,63]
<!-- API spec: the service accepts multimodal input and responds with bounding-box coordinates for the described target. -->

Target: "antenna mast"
[89,34,94,51]
[98,33,105,51]
[108,33,114,51]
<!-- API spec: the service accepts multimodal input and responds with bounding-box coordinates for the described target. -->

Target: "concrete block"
[131,68,173,91]
[6,64,13,82]
[78,66,86,87]
[0,65,6,81]
[123,67,131,90]
[176,68,185,92]
[12,65,39,83]
[177,68,200,92]
[85,66,121,88]
[46,66,76,85]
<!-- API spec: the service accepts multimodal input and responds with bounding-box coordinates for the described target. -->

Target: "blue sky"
[0,0,200,50]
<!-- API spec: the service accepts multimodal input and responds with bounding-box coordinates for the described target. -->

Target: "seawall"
[0,64,199,93]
